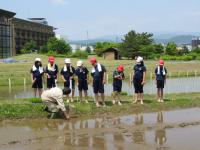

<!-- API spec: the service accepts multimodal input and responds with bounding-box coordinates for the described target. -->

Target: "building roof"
[28,18,46,20]
[102,47,119,53]
[0,9,16,18]
[12,17,55,29]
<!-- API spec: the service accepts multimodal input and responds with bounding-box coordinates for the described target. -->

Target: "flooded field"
[1,77,200,100]
[0,108,199,150]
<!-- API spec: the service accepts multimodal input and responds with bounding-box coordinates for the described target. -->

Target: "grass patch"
[0,103,47,119]
[0,93,199,120]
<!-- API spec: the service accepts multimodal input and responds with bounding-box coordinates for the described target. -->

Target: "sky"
[1,0,200,40]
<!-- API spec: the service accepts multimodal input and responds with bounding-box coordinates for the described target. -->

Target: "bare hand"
[102,79,106,84]
[141,81,146,85]
[32,79,36,84]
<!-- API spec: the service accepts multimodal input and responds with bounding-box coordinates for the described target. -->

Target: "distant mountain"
[69,39,114,45]
[63,33,200,45]
[154,35,197,45]
[153,33,180,39]
[68,35,123,45]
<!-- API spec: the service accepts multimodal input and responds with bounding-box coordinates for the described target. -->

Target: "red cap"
[48,56,55,63]
[117,65,124,72]
[159,59,164,65]
[90,57,97,64]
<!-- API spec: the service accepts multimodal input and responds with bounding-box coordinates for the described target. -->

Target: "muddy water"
[1,77,200,100]
[0,108,199,150]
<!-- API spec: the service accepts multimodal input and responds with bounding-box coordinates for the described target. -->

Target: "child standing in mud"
[75,60,89,103]
[30,58,44,98]
[45,56,58,89]
[132,56,146,105]
[155,60,167,102]
[112,65,125,105]
[90,57,107,107]
[60,58,76,102]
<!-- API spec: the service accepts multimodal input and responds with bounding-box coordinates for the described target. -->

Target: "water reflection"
[1,108,200,150]
[155,111,167,147]
[133,113,145,144]
[2,77,200,99]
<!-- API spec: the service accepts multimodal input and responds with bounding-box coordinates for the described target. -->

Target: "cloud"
[50,0,68,5]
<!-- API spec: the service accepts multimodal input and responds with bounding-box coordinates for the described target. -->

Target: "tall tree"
[153,44,164,54]
[86,46,91,53]
[140,45,155,59]
[165,42,177,55]
[47,37,72,54]
[120,30,153,59]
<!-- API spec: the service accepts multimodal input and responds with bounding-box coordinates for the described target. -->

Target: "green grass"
[0,93,200,119]
[0,103,47,119]
[1,54,200,85]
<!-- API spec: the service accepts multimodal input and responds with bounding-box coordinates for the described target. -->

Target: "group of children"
[31,56,167,111]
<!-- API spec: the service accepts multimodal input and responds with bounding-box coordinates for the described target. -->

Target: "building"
[70,44,94,53]
[0,9,55,58]
[191,38,200,49]
[102,47,120,60]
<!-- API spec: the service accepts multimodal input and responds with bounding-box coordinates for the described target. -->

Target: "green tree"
[140,45,155,59]
[47,37,72,54]
[39,45,48,54]
[165,42,177,55]
[20,40,37,54]
[120,30,153,59]
[153,44,164,54]
[192,47,200,54]
[86,46,91,53]
[94,42,119,56]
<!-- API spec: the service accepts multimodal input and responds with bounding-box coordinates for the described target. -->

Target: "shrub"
[71,50,88,59]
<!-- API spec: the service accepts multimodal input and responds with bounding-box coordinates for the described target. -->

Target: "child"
[155,60,167,102]
[112,65,125,105]
[90,58,107,107]
[60,58,76,102]
[30,58,44,97]
[132,56,146,105]
[45,56,58,89]
[75,60,89,103]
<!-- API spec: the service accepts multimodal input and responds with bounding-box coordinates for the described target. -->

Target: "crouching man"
[41,87,71,119]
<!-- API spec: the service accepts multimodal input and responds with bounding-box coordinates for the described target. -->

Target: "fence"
[1,70,200,87]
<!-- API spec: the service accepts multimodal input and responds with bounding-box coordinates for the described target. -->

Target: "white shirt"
[41,87,66,111]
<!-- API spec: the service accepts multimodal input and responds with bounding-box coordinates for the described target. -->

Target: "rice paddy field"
[1,54,200,86]
[1,54,200,150]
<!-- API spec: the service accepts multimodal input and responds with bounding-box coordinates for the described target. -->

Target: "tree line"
[20,30,200,60]
[94,30,200,60]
